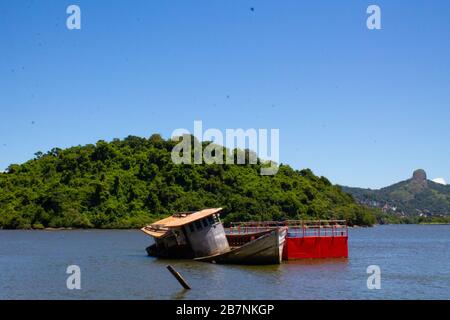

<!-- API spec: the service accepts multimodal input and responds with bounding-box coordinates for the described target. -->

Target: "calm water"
[0,225,449,300]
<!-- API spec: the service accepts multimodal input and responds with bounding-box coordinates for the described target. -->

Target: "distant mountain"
[342,169,450,216]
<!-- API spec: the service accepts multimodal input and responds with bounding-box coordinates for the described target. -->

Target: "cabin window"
[189,224,195,233]
[202,218,209,228]
[207,216,215,225]
[195,220,203,230]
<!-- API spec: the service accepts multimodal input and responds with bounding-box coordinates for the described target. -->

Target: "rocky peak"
[411,169,428,190]
[412,169,427,182]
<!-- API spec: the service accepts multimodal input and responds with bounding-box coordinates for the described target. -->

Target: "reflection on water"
[0,225,449,299]
[170,289,190,300]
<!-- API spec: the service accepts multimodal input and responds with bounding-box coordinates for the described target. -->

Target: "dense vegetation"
[0,135,377,229]
[342,169,450,217]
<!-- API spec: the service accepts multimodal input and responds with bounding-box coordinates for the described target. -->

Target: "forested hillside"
[0,134,376,229]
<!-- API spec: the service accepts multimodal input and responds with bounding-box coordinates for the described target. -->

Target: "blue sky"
[1,0,449,188]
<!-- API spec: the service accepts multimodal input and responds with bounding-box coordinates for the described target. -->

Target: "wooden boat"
[141,208,230,260]
[195,227,287,265]
[141,208,288,265]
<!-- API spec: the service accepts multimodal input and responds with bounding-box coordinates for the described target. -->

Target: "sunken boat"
[196,226,287,264]
[140,208,286,265]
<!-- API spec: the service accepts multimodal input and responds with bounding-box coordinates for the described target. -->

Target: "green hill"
[342,169,450,220]
[0,134,376,229]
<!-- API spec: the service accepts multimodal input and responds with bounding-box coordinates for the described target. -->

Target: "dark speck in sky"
[250,7,255,12]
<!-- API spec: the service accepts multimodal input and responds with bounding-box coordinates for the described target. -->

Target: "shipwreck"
[141,208,287,265]
[141,208,348,265]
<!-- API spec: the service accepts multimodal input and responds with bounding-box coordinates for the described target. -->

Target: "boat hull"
[145,243,195,259]
[195,227,287,265]
[283,236,348,259]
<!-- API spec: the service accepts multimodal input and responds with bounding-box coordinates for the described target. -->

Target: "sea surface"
[0,225,449,300]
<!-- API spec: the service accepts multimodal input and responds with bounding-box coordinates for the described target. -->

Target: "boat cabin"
[141,208,230,259]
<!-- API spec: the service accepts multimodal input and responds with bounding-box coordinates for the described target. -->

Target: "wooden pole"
[166,265,191,290]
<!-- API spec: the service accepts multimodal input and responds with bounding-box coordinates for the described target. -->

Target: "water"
[0,225,449,300]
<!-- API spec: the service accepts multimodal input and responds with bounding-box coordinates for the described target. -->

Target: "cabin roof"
[141,208,223,238]
[140,224,170,238]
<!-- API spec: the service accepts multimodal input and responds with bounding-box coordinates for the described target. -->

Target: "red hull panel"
[283,236,348,259]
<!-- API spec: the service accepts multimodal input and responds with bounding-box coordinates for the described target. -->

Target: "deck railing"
[228,220,348,238]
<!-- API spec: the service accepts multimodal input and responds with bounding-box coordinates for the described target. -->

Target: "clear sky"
[1,0,449,189]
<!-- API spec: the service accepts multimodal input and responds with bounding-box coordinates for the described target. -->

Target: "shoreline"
[2,223,450,231]
[0,227,141,231]
[418,222,450,225]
